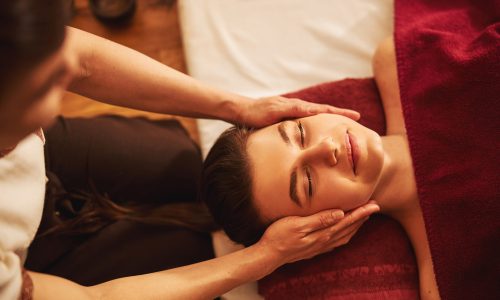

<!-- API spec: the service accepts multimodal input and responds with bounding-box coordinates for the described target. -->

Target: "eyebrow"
[278,121,291,145]
[277,121,302,207]
[289,167,302,207]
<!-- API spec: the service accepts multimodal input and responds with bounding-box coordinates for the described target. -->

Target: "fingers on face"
[334,216,368,242]
[347,110,361,120]
[307,103,336,115]
[307,103,361,121]
[284,98,311,116]
[280,96,362,121]
[290,203,377,258]
[351,203,379,220]
[300,217,366,257]
[266,98,306,122]
[298,203,376,235]
[327,106,361,120]
[298,210,344,232]
[322,216,368,252]
[284,98,320,116]
[326,203,378,234]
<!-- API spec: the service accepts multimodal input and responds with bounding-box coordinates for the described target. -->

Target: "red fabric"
[259,5,499,294]
[260,216,419,299]
[259,78,419,299]
[395,0,500,299]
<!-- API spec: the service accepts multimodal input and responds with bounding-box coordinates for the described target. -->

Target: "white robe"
[0,132,45,300]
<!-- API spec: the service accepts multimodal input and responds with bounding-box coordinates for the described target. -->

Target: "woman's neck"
[371,134,440,299]
[372,134,417,216]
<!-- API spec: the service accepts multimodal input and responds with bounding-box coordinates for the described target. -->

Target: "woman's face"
[0,35,77,148]
[247,113,385,222]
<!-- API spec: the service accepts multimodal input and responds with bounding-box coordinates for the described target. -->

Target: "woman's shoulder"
[372,37,406,135]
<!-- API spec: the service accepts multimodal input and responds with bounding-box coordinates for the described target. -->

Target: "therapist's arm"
[29,203,379,300]
[29,244,278,300]
[66,27,359,127]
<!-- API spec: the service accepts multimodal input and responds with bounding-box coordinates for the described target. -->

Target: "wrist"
[217,94,252,124]
[249,241,286,276]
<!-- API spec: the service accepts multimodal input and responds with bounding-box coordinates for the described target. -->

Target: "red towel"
[395,0,500,298]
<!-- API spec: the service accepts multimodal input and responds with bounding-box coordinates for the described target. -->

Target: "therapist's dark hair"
[0,0,67,96]
[200,126,269,246]
[0,0,217,235]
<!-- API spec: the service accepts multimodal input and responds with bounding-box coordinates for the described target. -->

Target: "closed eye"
[305,166,313,198]
[297,121,312,200]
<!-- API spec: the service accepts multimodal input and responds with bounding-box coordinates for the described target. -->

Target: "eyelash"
[297,121,313,198]
[305,166,313,197]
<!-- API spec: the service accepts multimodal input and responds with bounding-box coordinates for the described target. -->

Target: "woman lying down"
[200,37,439,299]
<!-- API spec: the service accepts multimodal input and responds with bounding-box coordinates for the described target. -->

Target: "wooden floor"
[62,0,199,143]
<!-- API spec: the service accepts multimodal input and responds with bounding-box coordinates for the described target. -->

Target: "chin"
[39,114,57,130]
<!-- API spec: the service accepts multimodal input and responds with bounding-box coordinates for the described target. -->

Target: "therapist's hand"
[256,201,379,265]
[239,96,360,128]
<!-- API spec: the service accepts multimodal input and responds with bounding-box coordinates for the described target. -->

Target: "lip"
[347,131,360,175]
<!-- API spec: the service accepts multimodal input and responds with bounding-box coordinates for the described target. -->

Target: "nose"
[300,137,338,166]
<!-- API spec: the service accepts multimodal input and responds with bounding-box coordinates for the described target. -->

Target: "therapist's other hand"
[239,96,360,128]
[256,201,379,265]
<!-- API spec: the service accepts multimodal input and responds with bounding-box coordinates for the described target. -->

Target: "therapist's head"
[0,0,75,148]
[201,113,385,246]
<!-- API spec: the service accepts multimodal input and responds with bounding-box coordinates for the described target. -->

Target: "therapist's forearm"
[30,243,281,300]
[66,27,251,123]
[94,243,279,299]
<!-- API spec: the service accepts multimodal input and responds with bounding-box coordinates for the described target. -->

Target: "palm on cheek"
[257,202,379,265]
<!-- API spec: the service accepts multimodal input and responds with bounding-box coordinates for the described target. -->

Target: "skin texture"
[0,26,378,299]
[247,114,384,222]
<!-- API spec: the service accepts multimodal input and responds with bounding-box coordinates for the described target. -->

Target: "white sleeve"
[0,249,22,300]
[0,133,46,300]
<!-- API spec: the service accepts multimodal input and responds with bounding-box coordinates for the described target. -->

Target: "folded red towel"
[395,0,500,298]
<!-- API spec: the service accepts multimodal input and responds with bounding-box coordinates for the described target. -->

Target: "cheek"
[316,178,372,212]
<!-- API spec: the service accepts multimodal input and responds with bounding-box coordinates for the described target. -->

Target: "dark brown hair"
[0,0,67,96]
[42,172,216,237]
[1,0,216,236]
[200,126,268,246]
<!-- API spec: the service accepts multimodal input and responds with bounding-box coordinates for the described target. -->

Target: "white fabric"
[179,1,393,299]
[0,134,46,300]
[179,0,393,157]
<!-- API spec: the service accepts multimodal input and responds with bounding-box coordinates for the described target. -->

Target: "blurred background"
[61,0,200,143]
